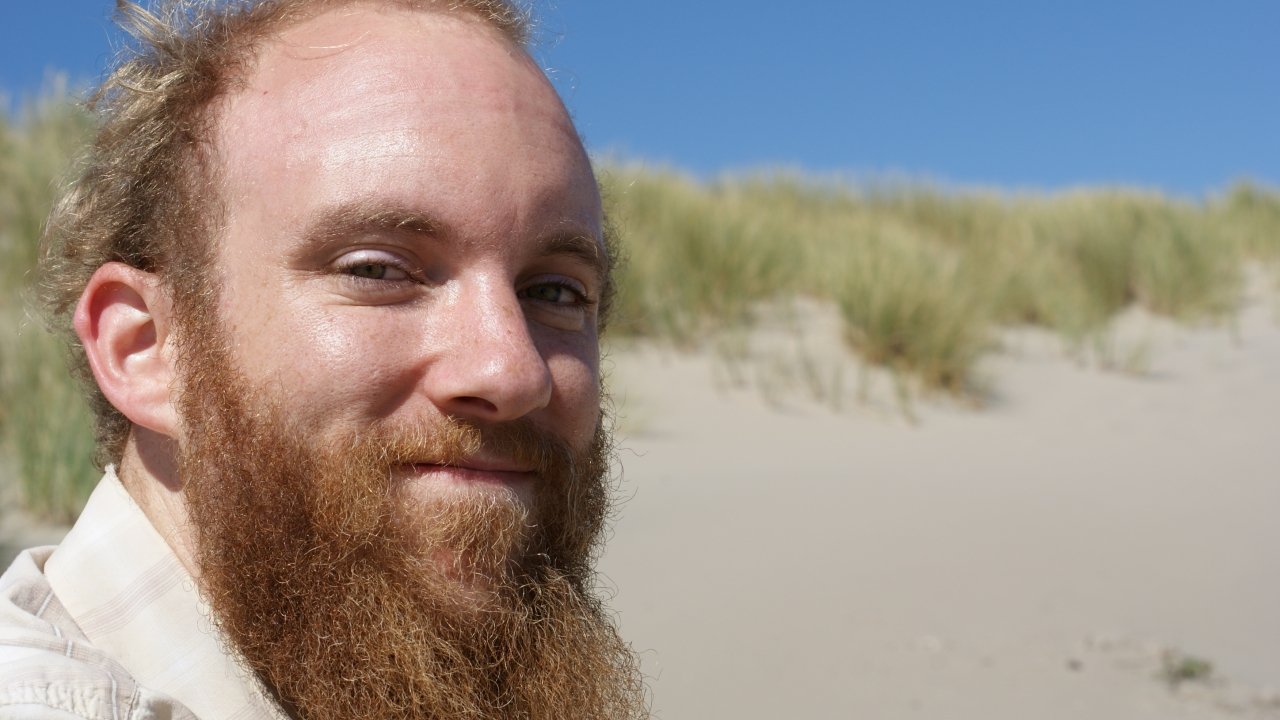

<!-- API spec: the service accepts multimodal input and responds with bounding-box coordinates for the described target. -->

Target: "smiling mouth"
[404,463,536,488]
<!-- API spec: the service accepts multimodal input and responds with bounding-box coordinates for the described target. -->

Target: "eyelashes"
[332,249,422,287]
[345,262,409,281]
[517,278,593,307]
[328,250,596,323]
[517,278,593,332]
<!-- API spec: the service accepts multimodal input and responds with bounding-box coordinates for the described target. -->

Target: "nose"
[423,275,553,423]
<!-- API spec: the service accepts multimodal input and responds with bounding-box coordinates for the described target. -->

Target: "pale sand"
[600,280,1280,718]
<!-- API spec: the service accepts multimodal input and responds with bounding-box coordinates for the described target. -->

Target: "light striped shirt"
[0,469,287,720]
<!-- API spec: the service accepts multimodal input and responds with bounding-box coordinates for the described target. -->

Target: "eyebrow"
[303,202,446,244]
[538,233,609,285]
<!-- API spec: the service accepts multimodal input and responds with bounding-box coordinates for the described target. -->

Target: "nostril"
[453,396,500,415]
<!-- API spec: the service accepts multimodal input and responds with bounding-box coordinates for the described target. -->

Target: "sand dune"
[600,279,1280,719]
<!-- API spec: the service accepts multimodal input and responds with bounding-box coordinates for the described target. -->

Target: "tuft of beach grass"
[0,86,97,523]
[601,166,1267,398]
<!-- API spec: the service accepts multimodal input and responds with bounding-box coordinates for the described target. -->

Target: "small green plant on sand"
[1159,649,1214,688]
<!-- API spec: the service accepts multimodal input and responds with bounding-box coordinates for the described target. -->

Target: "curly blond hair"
[38,0,533,467]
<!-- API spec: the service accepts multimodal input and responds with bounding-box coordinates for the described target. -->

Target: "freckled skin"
[210,6,605,475]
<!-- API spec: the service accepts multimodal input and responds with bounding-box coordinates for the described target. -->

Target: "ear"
[74,262,180,438]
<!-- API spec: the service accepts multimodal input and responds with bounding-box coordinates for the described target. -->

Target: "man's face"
[164,8,644,718]
[209,6,605,509]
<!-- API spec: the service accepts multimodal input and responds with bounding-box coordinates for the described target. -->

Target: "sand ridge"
[599,278,1280,719]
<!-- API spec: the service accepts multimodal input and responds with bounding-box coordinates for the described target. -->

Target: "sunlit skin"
[74,5,606,576]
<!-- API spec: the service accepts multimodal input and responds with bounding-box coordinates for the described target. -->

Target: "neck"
[118,427,201,578]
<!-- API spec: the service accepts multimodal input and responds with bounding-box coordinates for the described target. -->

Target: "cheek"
[542,339,601,447]
[229,298,429,422]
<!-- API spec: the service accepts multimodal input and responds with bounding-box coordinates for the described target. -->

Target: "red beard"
[173,329,646,720]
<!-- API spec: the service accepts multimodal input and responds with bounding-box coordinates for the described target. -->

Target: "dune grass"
[2,95,1279,520]
[602,167,1271,397]
[0,90,98,523]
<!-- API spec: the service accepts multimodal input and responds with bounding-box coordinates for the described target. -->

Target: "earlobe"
[74,262,180,437]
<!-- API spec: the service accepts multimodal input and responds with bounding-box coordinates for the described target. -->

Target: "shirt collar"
[44,467,285,720]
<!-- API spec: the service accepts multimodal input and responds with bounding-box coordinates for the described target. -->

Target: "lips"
[405,463,535,487]
[423,457,533,474]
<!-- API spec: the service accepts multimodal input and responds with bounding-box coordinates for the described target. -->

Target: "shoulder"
[0,549,196,720]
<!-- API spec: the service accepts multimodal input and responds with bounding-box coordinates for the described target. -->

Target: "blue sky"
[4,1,1278,195]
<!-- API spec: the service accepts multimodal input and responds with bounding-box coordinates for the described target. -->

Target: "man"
[0,1,647,718]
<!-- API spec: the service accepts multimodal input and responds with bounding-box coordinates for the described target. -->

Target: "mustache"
[352,415,582,479]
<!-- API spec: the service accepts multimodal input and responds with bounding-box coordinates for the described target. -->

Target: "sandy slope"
[600,284,1280,719]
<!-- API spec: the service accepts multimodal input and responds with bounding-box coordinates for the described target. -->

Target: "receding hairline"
[266,0,531,54]
[205,0,586,244]
[205,0,596,241]
[240,0,532,46]
[214,1,540,110]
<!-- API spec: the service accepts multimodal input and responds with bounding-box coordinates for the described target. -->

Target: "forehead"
[213,6,598,239]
